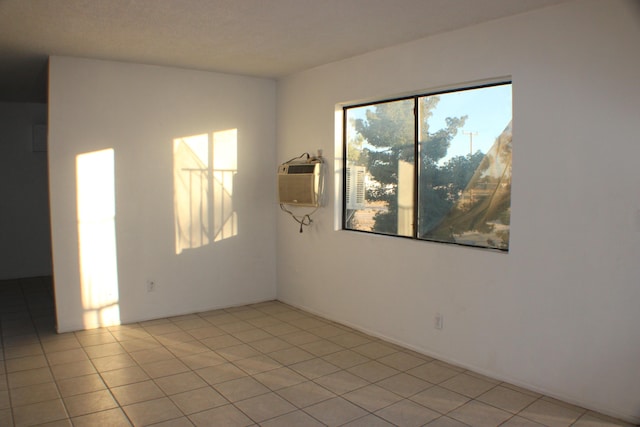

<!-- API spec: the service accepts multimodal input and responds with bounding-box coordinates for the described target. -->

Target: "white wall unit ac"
[278,162,323,207]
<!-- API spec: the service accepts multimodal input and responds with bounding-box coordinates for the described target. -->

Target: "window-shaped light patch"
[174,129,238,254]
[76,148,120,328]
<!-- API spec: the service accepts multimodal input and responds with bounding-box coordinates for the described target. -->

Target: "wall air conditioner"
[278,162,323,207]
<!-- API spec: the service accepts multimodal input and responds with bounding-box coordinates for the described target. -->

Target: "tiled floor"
[0,277,633,427]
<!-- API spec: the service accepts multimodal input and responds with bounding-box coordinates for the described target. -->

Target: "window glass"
[344,83,512,251]
[345,99,414,237]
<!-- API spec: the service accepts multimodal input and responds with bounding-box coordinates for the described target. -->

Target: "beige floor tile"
[83,342,126,359]
[439,372,498,398]
[343,384,403,412]
[119,337,163,353]
[261,322,300,336]
[352,341,398,359]
[156,331,198,346]
[308,324,347,338]
[0,409,12,427]
[0,389,8,409]
[188,403,253,427]
[111,380,165,405]
[71,407,131,427]
[410,385,470,413]
[376,373,432,398]
[179,350,226,370]
[101,366,150,388]
[235,392,297,423]
[328,332,372,348]
[216,343,261,361]
[5,354,48,372]
[375,399,441,426]
[276,380,336,408]
[169,386,227,414]
[123,397,184,426]
[518,398,586,427]
[425,416,472,426]
[234,328,273,343]
[200,333,243,350]
[186,325,225,340]
[235,354,282,375]
[57,373,107,397]
[477,385,539,413]
[280,330,321,346]
[250,336,294,352]
[196,362,248,385]
[341,413,396,426]
[64,389,118,417]
[305,396,369,426]
[322,349,371,369]
[40,337,82,353]
[129,347,175,364]
[407,361,461,384]
[141,357,190,378]
[449,400,512,427]
[172,317,209,331]
[8,366,54,388]
[165,340,210,358]
[378,351,429,371]
[260,409,326,427]
[348,360,400,382]
[12,398,67,426]
[144,323,182,336]
[146,416,194,426]
[91,353,138,372]
[3,343,43,359]
[51,359,96,380]
[290,357,341,379]
[501,415,548,426]
[253,366,307,390]
[299,339,344,357]
[155,371,208,395]
[291,317,329,330]
[76,332,117,347]
[9,381,60,407]
[110,327,152,342]
[45,348,89,366]
[214,376,270,402]
[268,347,315,365]
[2,284,633,427]
[314,370,370,395]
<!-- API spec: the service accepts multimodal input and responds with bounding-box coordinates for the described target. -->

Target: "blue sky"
[428,83,511,164]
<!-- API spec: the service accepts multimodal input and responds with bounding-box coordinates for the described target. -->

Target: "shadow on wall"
[173,128,238,254]
[76,148,120,329]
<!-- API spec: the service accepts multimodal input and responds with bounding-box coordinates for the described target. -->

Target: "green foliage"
[353,96,470,235]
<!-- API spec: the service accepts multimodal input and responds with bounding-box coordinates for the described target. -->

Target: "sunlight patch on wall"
[213,129,238,242]
[76,148,120,329]
[174,129,238,254]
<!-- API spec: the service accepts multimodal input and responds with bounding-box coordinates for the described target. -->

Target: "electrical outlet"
[146,280,156,292]
[434,313,443,330]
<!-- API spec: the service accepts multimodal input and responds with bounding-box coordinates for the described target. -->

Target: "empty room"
[0,0,638,425]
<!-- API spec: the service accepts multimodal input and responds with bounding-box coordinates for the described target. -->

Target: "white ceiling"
[0,0,570,103]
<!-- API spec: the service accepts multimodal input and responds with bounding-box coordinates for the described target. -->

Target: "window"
[344,82,512,251]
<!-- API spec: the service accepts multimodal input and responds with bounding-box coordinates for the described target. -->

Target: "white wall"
[0,102,52,279]
[276,0,640,422]
[49,57,277,332]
